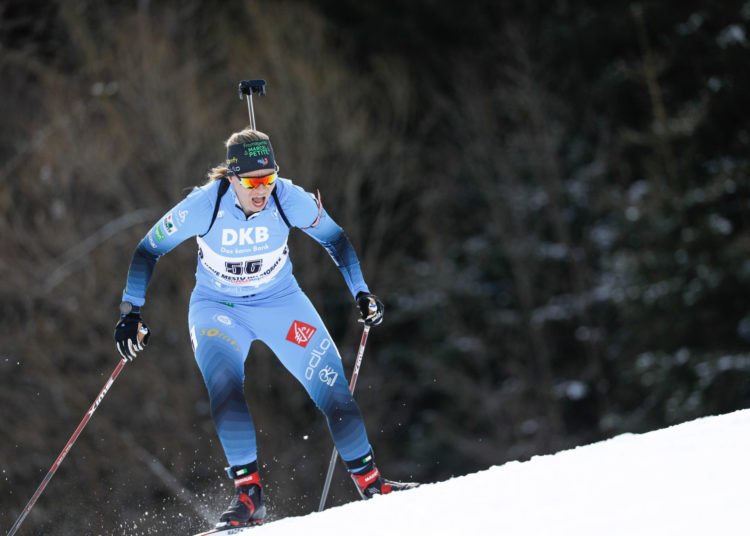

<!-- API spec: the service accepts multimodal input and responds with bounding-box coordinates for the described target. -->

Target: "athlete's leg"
[188,297,257,467]
[250,290,372,464]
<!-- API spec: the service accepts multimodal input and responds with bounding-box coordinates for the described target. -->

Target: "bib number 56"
[225,260,263,275]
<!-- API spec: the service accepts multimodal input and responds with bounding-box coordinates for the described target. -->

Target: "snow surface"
[242,410,750,536]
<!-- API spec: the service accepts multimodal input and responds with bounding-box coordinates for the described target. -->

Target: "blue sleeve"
[302,210,371,298]
[121,186,214,306]
[278,180,370,298]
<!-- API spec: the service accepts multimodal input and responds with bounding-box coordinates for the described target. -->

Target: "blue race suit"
[121,177,372,468]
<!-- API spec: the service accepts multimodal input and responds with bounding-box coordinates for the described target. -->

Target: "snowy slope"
[248,410,750,536]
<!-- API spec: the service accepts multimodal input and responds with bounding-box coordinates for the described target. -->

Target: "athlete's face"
[230,168,277,214]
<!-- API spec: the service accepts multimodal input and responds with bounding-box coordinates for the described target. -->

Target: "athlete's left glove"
[356,292,384,326]
[114,303,151,361]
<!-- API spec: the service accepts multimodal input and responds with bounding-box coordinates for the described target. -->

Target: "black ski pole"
[7,358,128,536]
[318,325,371,512]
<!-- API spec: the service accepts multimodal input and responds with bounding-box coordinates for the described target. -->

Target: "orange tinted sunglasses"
[236,172,277,190]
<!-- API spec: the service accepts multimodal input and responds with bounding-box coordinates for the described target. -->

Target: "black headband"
[225,140,276,174]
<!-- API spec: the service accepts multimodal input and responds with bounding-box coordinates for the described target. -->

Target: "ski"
[351,478,421,500]
[192,521,264,536]
[381,479,421,495]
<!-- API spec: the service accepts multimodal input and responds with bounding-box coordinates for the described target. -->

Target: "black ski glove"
[356,292,384,326]
[114,306,150,361]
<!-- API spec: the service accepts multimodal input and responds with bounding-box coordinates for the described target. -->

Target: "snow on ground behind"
[251,410,750,535]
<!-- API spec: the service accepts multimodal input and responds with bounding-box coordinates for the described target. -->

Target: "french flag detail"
[302,189,324,229]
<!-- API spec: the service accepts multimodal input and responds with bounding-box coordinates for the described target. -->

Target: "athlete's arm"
[279,181,370,298]
[303,210,371,298]
[121,186,213,306]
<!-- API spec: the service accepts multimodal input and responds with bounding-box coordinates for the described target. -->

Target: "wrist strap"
[120,306,141,319]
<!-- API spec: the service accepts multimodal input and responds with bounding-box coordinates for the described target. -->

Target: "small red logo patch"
[286,320,317,347]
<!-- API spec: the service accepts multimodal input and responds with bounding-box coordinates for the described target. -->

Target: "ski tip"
[387,479,421,492]
[191,521,264,536]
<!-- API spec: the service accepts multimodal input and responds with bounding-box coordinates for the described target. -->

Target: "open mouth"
[251,196,267,209]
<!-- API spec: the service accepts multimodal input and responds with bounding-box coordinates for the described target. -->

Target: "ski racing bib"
[196,236,289,288]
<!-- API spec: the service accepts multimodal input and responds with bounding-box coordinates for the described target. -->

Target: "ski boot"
[216,462,266,529]
[346,450,420,499]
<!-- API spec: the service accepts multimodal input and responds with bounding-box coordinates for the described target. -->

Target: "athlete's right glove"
[356,292,384,326]
[114,303,150,361]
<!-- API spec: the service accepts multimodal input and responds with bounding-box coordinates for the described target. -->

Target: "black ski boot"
[217,462,266,528]
[346,450,420,499]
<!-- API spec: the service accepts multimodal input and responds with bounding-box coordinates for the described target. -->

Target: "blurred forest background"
[2,0,750,533]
